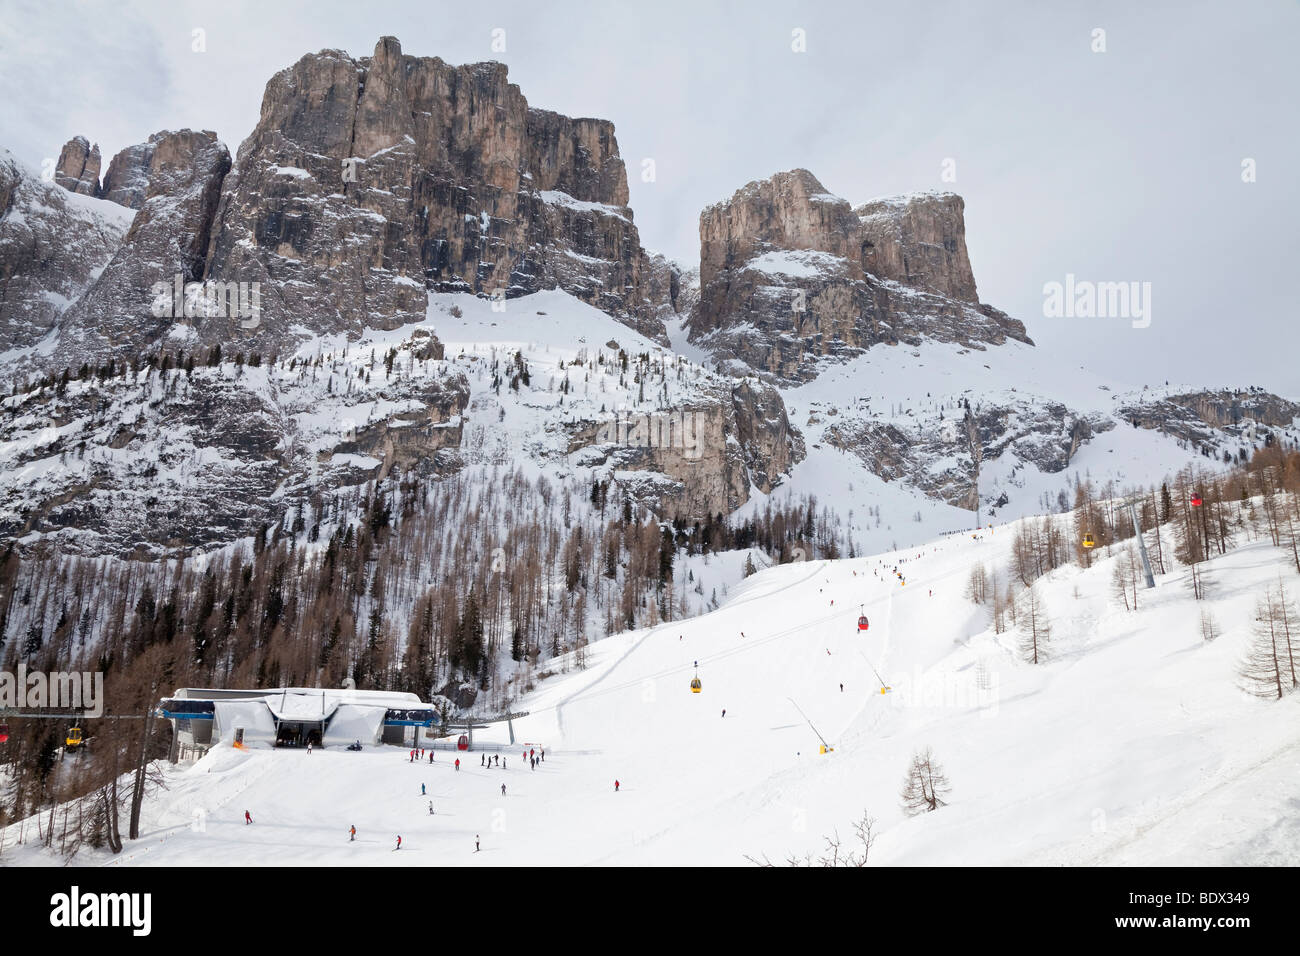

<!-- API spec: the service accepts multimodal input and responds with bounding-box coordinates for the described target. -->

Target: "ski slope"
[5,512,1297,867]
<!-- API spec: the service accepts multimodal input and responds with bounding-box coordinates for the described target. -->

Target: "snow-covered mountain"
[4,38,1297,566]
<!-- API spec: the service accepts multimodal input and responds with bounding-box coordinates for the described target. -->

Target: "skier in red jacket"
[615,779,620,792]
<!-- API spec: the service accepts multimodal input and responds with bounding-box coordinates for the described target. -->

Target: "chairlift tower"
[1124,495,1157,590]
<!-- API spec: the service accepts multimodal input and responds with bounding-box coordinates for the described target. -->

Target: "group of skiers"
[342,744,553,853]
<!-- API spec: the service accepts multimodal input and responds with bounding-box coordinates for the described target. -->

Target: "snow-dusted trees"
[900,747,951,815]
[965,562,989,604]
[1013,516,1068,587]
[1239,583,1300,700]
[1111,545,1141,611]
[1016,582,1052,664]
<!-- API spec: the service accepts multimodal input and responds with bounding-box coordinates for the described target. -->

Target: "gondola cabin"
[690,677,702,693]
[1191,494,1203,507]
[857,615,870,632]
[456,734,469,751]
[0,723,9,744]
[1082,534,1096,548]
[66,727,84,749]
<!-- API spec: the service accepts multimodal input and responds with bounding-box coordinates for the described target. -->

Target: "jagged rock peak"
[99,129,221,210]
[198,35,661,352]
[54,135,101,195]
[690,168,1030,383]
[0,151,133,352]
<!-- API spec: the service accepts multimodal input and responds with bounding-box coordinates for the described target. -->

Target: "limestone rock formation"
[855,192,978,302]
[689,169,1031,383]
[823,397,1110,511]
[1117,388,1300,448]
[54,136,101,196]
[201,36,663,361]
[54,130,232,367]
[100,139,157,209]
[0,151,133,351]
[0,340,470,555]
[567,376,801,518]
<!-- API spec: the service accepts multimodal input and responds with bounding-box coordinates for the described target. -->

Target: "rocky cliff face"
[198,36,661,362]
[566,375,801,519]
[689,169,1030,383]
[53,130,232,367]
[0,152,134,352]
[99,139,159,209]
[855,192,978,302]
[1117,388,1300,448]
[2,37,808,559]
[54,136,101,196]
[0,339,470,555]
[821,396,1108,511]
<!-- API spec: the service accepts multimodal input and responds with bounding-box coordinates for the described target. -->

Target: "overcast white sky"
[2,0,1296,393]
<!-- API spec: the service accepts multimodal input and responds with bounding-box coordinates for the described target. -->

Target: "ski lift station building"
[158,686,438,753]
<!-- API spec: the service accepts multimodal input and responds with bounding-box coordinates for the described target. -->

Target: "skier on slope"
[615,780,620,792]
[395,835,402,850]
[244,810,253,825]
[455,758,460,771]
[501,783,507,796]
[349,825,356,841]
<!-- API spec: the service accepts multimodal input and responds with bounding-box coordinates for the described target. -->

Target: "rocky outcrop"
[199,36,662,361]
[643,251,685,326]
[824,398,1110,511]
[0,152,133,352]
[689,169,1031,383]
[1117,388,1300,448]
[54,130,231,367]
[100,140,156,209]
[0,342,470,555]
[54,136,101,196]
[855,192,978,302]
[566,377,801,519]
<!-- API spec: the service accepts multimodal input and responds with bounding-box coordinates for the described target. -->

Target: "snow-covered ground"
[5,509,1296,867]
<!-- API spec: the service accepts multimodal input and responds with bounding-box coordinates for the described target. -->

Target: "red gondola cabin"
[857,616,870,632]
[0,723,8,744]
[1191,494,1203,507]
[456,734,469,751]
